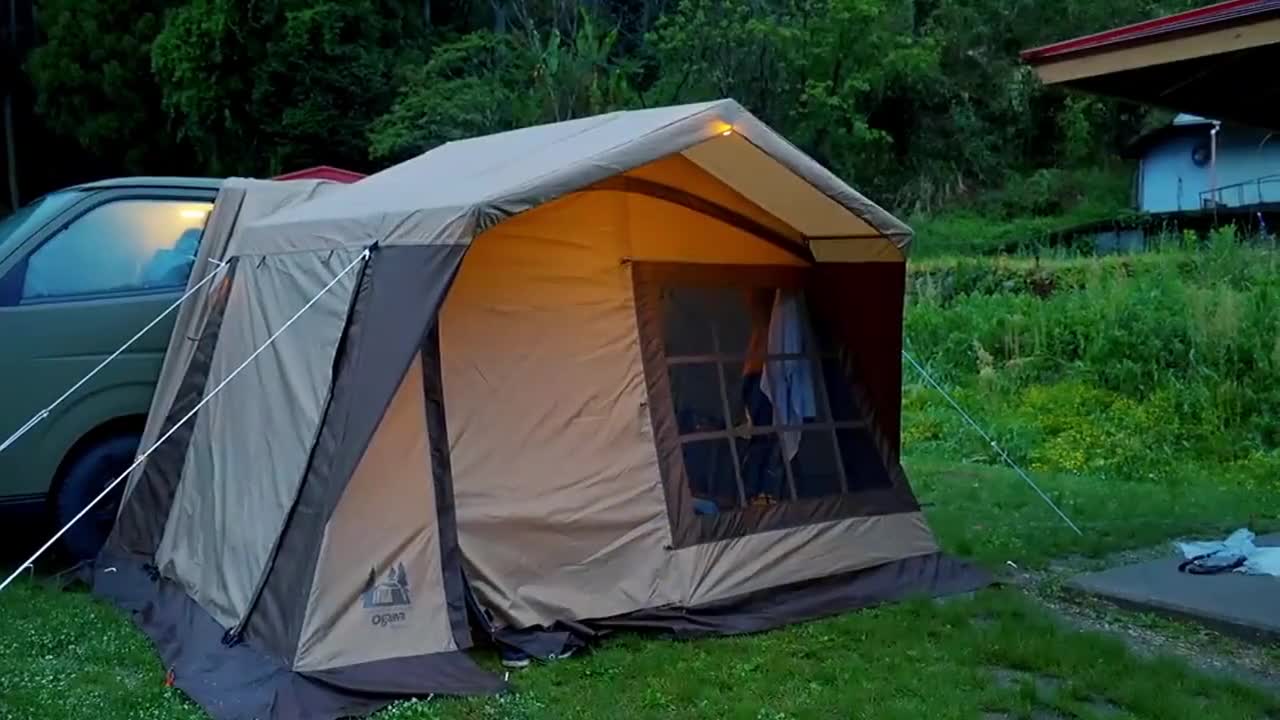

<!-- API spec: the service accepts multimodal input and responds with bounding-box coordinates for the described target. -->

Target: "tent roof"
[236,100,911,259]
[1021,0,1280,131]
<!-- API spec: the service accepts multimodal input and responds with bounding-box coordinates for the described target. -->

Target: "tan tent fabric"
[95,103,995,720]
[233,100,911,258]
[156,248,365,629]
[674,512,937,606]
[622,192,809,266]
[443,188,921,629]
[295,353,457,672]
[680,133,882,241]
[122,178,341,506]
[441,192,676,627]
[809,237,906,263]
[619,154,802,245]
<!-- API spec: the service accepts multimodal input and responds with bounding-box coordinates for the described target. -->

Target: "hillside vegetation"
[903,239,1280,495]
[6,0,1198,214]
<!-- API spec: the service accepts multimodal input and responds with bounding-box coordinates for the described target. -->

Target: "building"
[1129,114,1279,214]
[1022,0,1280,250]
[1021,0,1280,132]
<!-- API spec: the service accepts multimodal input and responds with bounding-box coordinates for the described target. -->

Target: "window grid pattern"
[663,288,865,508]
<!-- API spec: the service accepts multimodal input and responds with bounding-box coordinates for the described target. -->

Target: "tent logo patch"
[362,563,411,626]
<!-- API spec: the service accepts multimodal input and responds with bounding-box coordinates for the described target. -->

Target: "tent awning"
[1021,0,1280,131]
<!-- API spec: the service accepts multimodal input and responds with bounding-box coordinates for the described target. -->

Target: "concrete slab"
[1068,533,1280,641]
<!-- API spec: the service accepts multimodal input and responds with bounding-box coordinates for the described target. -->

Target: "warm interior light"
[180,209,210,220]
[721,128,733,136]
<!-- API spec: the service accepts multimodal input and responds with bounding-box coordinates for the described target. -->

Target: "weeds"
[904,246,1280,489]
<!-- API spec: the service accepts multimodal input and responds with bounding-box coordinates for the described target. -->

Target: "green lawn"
[2,458,1278,720]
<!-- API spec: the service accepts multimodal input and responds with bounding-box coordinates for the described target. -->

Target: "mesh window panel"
[735,433,789,502]
[669,363,727,434]
[663,287,753,356]
[682,439,743,510]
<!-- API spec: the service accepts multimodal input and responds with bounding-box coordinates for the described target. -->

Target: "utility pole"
[4,0,19,211]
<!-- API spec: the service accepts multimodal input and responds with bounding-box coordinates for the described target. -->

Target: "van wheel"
[55,434,139,561]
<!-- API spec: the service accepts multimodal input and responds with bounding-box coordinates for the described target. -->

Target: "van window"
[20,199,213,301]
[0,190,86,252]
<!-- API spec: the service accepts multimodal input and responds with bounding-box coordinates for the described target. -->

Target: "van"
[0,170,361,560]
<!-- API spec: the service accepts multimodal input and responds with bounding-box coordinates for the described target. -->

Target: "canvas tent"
[98,99,988,719]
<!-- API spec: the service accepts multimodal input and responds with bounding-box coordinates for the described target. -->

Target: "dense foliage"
[903,237,1280,491]
[4,0,1204,212]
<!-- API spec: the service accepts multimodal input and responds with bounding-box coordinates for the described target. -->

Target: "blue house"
[1131,114,1280,214]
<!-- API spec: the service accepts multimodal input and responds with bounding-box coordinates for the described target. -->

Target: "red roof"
[273,165,366,183]
[1021,0,1280,62]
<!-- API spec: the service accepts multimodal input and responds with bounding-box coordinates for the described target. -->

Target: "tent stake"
[0,249,370,593]
[902,348,1084,536]
[0,260,230,456]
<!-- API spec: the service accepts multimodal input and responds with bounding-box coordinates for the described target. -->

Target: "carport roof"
[1021,0,1280,131]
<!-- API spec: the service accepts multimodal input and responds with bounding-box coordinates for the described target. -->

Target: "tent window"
[634,262,915,548]
[658,283,886,513]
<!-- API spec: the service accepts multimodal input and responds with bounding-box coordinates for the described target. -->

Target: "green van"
[1,168,364,560]
[0,177,223,559]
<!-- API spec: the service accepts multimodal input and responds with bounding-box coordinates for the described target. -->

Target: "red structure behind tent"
[1021,0,1280,130]
[273,166,366,183]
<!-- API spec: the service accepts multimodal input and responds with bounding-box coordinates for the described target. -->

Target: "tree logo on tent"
[361,563,411,626]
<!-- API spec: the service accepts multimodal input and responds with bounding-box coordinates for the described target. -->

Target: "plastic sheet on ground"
[1176,528,1280,577]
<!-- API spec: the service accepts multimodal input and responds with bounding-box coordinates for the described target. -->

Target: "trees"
[25,0,186,176]
[6,0,1211,215]
[368,32,531,163]
[152,0,425,176]
[369,9,638,162]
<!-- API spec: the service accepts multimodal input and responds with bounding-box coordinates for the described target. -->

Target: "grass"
[903,245,1280,490]
[2,458,1277,720]
[909,455,1280,569]
[909,165,1137,258]
[6,246,1280,719]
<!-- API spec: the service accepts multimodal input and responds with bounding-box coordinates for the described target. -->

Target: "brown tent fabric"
[97,100,988,720]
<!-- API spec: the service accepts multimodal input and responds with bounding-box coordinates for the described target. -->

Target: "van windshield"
[0,191,86,258]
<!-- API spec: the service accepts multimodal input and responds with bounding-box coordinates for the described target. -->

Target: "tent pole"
[902,348,1084,536]
[0,248,371,593]
[0,261,230,456]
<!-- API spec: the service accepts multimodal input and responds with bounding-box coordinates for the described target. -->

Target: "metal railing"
[1199,173,1280,209]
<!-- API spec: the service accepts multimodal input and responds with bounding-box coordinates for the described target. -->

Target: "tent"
[98,99,989,719]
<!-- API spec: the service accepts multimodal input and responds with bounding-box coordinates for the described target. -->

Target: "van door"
[0,189,216,507]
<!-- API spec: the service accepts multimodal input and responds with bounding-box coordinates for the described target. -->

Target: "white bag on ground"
[1176,529,1280,577]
